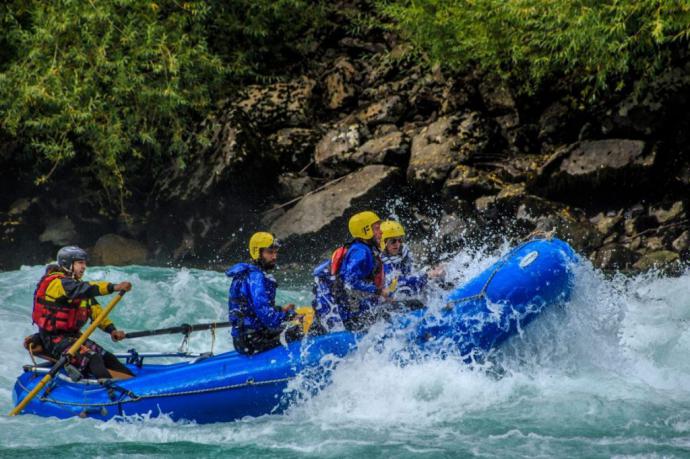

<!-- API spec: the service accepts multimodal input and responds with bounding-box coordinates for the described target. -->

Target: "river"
[1,245,689,458]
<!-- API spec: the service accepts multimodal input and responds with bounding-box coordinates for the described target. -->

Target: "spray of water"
[1,242,689,457]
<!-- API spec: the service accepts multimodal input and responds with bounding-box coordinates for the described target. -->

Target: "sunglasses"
[387,238,404,244]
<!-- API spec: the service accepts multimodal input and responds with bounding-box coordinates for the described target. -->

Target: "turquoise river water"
[1,246,689,458]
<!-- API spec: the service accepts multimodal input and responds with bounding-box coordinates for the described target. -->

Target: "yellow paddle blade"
[389,276,399,293]
[295,306,315,334]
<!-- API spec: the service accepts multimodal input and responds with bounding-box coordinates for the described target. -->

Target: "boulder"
[156,109,270,201]
[478,77,516,114]
[672,230,689,253]
[407,113,503,189]
[632,250,680,272]
[357,96,405,126]
[277,173,320,200]
[350,130,409,168]
[650,201,685,224]
[443,165,501,199]
[270,165,401,239]
[531,139,655,203]
[237,76,316,130]
[314,123,369,177]
[601,63,690,136]
[91,234,148,266]
[323,57,358,110]
[39,216,77,246]
[590,211,623,236]
[592,243,638,271]
[269,128,319,172]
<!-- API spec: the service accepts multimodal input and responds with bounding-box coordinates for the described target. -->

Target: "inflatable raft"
[12,238,577,423]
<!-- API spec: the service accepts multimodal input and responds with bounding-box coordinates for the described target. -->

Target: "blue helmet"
[57,246,88,270]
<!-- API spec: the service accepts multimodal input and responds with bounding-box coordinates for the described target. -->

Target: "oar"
[124,321,231,339]
[9,290,127,416]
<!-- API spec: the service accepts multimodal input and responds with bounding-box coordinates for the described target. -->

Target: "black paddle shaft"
[125,321,231,339]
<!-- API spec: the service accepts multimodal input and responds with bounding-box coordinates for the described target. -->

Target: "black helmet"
[57,246,88,271]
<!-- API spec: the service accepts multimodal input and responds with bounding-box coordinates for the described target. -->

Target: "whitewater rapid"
[1,247,689,458]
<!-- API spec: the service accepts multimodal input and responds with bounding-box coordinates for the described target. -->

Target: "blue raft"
[12,238,577,423]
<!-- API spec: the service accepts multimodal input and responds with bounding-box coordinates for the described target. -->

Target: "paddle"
[9,290,127,416]
[124,321,232,339]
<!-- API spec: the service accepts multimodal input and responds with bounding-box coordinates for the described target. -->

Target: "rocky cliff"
[1,32,688,274]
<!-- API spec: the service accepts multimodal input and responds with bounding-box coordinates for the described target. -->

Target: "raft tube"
[12,238,577,423]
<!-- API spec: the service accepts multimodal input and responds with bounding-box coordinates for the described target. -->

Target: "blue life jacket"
[381,244,428,297]
[313,240,383,328]
[225,262,289,338]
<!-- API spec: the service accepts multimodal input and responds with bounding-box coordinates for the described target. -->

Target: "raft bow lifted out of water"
[12,238,577,423]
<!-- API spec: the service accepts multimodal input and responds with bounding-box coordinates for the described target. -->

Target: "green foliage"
[0,0,330,210]
[378,0,690,97]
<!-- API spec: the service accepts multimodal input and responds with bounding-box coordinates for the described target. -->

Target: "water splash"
[1,244,689,457]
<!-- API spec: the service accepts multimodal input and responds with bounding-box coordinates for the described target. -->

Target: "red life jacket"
[330,243,384,290]
[32,272,89,333]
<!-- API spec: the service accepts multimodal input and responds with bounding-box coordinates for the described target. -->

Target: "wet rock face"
[407,113,503,189]
[323,57,358,110]
[237,77,316,130]
[269,128,320,172]
[592,243,638,271]
[532,139,655,204]
[38,216,77,246]
[277,173,320,200]
[270,165,401,240]
[90,234,148,266]
[315,123,369,177]
[157,109,271,201]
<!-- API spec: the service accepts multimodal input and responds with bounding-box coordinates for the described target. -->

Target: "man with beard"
[225,232,303,355]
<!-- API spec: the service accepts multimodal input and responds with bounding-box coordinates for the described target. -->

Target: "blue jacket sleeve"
[248,271,288,330]
[341,245,379,295]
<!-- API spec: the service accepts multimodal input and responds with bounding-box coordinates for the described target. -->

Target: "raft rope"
[17,375,294,408]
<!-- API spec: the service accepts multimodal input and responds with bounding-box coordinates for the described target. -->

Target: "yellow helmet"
[348,211,381,240]
[249,232,279,261]
[380,220,406,249]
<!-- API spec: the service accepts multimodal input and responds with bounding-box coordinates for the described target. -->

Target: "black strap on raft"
[125,349,144,367]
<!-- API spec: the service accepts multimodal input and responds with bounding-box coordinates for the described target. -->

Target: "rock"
[277,173,320,200]
[624,214,657,237]
[407,113,503,189]
[8,198,34,216]
[269,128,319,171]
[39,217,77,246]
[350,130,409,168]
[601,63,690,136]
[538,101,581,146]
[260,206,286,228]
[650,201,685,224]
[157,109,270,201]
[314,123,369,177]
[478,77,516,114]
[590,211,623,236]
[672,230,689,253]
[532,139,655,202]
[592,243,638,271]
[632,250,680,272]
[443,165,501,199]
[91,234,148,266]
[532,213,603,254]
[323,57,357,110]
[270,165,401,239]
[644,236,665,251]
[237,76,316,130]
[357,96,405,126]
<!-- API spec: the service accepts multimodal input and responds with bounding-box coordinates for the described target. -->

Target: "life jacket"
[32,272,89,333]
[330,242,384,290]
